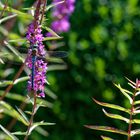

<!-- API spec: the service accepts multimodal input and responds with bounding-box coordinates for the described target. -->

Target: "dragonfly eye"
[33,44,38,48]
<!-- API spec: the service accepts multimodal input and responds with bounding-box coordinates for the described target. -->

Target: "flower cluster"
[26,22,47,98]
[50,0,75,34]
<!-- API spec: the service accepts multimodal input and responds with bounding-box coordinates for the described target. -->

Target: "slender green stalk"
[127,89,137,140]
[24,91,37,140]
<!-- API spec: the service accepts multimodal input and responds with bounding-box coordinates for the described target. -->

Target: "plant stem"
[127,90,136,140]
[24,91,37,140]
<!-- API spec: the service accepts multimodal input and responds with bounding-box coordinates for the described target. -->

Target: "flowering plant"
[85,78,140,140]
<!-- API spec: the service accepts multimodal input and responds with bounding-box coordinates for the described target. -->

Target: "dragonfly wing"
[46,51,68,58]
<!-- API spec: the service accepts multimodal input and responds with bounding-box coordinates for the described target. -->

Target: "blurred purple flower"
[48,0,75,35]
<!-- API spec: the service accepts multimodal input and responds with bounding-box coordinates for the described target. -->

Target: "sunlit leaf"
[4,41,25,63]
[0,101,28,126]
[136,91,140,96]
[0,125,19,140]
[114,84,133,104]
[0,80,13,87]
[45,87,57,100]
[43,36,63,41]
[101,135,114,140]
[102,109,129,123]
[15,106,29,123]
[125,77,136,87]
[84,125,128,136]
[131,129,140,136]
[134,109,140,114]
[134,100,140,105]
[48,64,67,71]
[35,126,49,136]
[43,26,61,38]
[93,98,130,114]
[12,131,26,136]
[8,38,26,43]
[28,121,55,135]
[0,77,29,87]
[0,2,33,20]
[46,1,64,11]
[0,14,17,24]
[132,119,140,124]
[0,91,53,108]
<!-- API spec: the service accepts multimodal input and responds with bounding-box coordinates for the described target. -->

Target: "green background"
[1,0,140,139]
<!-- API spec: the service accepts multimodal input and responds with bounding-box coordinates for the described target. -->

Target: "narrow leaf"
[114,84,133,104]
[45,87,57,100]
[0,14,17,24]
[132,119,140,124]
[0,2,32,20]
[101,135,114,140]
[0,80,13,87]
[131,129,140,136]
[4,41,24,63]
[46,1,64,11]
[12,131,26,136]
[93,98,130,114]
[43,36,63,41]
[43,26,61,38]
[28,121,55,135]
[134,100,140,105]
[15,106,29,123]
[0,91,53,108]
[48,64,67,71]
[0,101,28,126]
[102,109,129,123]
[0,125,19,140]
[84,125,128,136]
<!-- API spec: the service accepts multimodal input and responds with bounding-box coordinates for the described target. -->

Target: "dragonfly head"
[31,44,38,55]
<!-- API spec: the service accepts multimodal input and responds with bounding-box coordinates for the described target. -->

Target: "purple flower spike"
[26,22,47,98]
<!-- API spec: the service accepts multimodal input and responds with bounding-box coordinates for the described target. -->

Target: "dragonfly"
[29,44,68,90]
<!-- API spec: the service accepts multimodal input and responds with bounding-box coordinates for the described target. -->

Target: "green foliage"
[86,79,140,139]
[1,0,140,140]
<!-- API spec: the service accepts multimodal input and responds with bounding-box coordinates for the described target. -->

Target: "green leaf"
[12,131,26,136]
[0,91,53,108]
[0,2,33,20]
[84,125,128,136]
[93,98,130,114]
[0,76,29,87]
[102,109,129,123]
[43,26,61,38]
[114,84,133,104]
[132,119,140,124]
[8,38,26,43]
[48,64,67,71]
[46,1,64,11]
[0,101,29,126]
[15,106,29,123]
[35,126,49,136]
[0,80,13,87]
[134,100,140,105]
[45,87,57,100]
[28,121,55,135]
[101,135,114,140]
[131,129,140,136]
[125,77,136,87]
[0,14,17,24]
[4,41,25,63]
[0,58,4,64]
[43,36,63,41]
[0,125,19,140]
[14,76,29,85]
[134,109,140,114]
